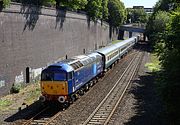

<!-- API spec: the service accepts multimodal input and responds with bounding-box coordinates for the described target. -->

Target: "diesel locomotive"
[39,36,140,105]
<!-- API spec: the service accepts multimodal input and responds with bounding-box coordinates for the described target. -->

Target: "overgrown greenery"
[2,0,11,7]
[0,99,13,111]
[0,99,12,110]
[108,0,126,27]
[112,40,123,44]
[146,0,180,124]
[3,0,126,28]
[145,54,161,72]
[56,0,87,10]
[25,87,41,104]
[101,0,108,21]
[10,83,22,93]
[0,83,40,111]
[86,0,102,21]
[127,8,148,23]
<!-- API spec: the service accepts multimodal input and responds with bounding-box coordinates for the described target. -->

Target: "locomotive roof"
[47,53,100,72]
[48,62,74,72]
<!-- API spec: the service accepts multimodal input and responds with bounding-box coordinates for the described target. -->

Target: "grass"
[25,87,41,105]
[112,40,123,44]
[0,82,41,111]
[0,100,12,110]
[112,37,129,44]
[145,54,161,72]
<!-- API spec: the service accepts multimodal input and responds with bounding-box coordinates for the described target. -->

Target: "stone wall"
[0,3,112,96]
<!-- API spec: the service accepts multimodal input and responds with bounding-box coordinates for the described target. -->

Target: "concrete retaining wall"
[0,3,113,96]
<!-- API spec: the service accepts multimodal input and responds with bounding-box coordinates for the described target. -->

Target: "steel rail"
[22,50,140,125]
[82,50,143,125]
[104,51,144,125]
[22,106,49,125]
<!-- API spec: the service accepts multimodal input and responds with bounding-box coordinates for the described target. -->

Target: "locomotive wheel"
[75,93,79,99]
[89,81,94,87]
[93,79,97,84]
[70,95,76,104]
[85,84,89,91]
[96,77,99,82]
[79,89,84,96]
[63,102,70,109]
[100,72,105,78]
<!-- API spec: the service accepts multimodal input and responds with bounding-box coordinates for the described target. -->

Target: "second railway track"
[22,106,63,125]
[82,50,144,125]
[21,49,143,125]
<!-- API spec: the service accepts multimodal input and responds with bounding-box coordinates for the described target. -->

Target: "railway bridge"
[119,24,146,40]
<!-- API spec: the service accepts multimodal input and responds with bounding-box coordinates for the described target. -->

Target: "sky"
[121,0,159,8]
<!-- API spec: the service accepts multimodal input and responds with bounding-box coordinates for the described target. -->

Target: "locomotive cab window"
[41,72,53,81]
[41,71,67,81]
[54,72,66,81]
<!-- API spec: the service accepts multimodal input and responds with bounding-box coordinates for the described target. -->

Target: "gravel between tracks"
[53,50,137,125]
[1,43,167,125]
[108,43,167,125]
[1,47,136,125]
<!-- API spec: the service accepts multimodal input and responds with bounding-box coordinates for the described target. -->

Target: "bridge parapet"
[120,24,146,33]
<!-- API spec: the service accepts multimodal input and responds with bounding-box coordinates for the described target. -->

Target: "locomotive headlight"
[58,96,65,103]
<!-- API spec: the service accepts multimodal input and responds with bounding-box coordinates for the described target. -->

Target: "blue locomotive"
[40,36,139,104]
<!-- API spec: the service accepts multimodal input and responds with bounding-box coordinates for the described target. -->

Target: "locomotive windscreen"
[41,71,66,81]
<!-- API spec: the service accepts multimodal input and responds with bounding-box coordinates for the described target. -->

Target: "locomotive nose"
[58,96,65,103]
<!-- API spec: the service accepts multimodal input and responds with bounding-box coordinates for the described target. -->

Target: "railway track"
[21,49,142,125]
[82,50,144,125]
[22,106,62,125]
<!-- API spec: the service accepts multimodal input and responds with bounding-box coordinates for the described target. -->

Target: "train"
[39,36,140,106]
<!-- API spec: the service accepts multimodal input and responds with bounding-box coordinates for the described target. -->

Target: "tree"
[108,0,126,27]
[126,8,148,24]
[86,0,102,21]
[43,0,56,7]
[159,10,180,124]
[2,0,11,8]
[146,10,170,42]
[126,8,133,23]
[146,0,180,123]
[101,0,108,21]
[134,9,148,23]
[127,8,148,23]
[153,0,180,13]
[56,0,87,10]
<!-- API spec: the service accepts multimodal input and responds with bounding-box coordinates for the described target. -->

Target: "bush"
[2,0,11,8]
[10,83,22,93]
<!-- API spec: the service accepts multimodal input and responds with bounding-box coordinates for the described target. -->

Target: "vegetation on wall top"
[2,0,127,28]
[146,0,180,124]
